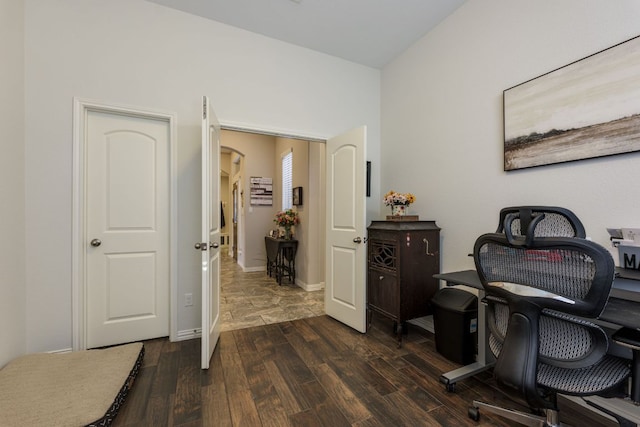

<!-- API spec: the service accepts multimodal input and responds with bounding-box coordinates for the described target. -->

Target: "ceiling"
[145,0,467,68]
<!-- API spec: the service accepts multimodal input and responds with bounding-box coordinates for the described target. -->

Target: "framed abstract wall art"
[504,35,640,171]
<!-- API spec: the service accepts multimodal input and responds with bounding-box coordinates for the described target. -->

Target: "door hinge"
[202,97,207,120]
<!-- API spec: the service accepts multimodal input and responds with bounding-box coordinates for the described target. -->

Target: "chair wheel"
[468,406,480,421]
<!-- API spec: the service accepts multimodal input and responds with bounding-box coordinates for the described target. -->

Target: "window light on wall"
[282,149,292,210]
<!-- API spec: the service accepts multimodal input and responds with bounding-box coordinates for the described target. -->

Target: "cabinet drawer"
[367,269,398,316]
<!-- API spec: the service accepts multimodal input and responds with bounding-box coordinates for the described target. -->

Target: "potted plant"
[383,191,416,216]
[274,209,299,239]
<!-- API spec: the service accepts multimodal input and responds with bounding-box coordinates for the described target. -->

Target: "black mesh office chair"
[470,211,632,426]
[488,207,587,374]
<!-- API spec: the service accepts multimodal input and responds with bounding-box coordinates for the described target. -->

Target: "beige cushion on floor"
[0,342,143,427]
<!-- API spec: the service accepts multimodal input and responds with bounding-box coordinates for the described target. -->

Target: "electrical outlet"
[185,293,193,307]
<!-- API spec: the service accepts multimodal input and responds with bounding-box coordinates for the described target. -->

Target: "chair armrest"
[495,307,550,409]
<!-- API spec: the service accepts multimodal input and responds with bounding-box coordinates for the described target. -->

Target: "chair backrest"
[476,225,614,317]
[487,206,590,358]
[474,213,615,408]
[496,206,586,238]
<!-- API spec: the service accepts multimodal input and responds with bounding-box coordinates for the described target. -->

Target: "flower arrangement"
[274,209,300,227]
[383,191,416,206]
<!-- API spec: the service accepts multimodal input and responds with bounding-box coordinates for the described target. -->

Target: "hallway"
[220,251,324,331]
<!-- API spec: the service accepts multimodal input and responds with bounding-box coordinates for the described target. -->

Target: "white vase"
[391,204,407,216]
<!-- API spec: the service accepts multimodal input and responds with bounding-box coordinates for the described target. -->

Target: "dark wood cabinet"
[367,220,440,346]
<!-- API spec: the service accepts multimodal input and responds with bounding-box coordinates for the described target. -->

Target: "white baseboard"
[295,280,324,292]
[51,332,199,352]
[176,328,201,341]
[48,348,73,354]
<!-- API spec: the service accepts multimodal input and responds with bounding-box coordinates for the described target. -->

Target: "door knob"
[353,237,362,243]
[194,242,207,251]
[90,238,101,247]
[210,242,219,249]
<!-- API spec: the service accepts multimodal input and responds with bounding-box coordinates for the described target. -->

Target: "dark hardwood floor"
[112,315,617,426]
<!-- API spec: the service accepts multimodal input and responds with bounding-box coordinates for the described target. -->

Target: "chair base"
[470,400,563,427]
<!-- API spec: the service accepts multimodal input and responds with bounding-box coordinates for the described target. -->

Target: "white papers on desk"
[608,228,640,247]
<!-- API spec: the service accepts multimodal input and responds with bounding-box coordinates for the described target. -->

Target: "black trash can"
[431,287,478,365]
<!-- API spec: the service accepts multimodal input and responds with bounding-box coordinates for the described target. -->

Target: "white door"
[200,96,221,369]
[325,126,367,332]
[86,110,170,348]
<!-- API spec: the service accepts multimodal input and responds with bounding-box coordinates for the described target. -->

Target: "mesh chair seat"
[538,355,629,395]
[489,304,610,367]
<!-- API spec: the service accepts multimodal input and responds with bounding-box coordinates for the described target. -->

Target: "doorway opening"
[219,128,326,330]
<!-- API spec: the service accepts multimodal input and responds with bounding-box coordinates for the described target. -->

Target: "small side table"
[265,236,298,285]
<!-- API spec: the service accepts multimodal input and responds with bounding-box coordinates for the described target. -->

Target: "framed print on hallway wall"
[292,187,302,206]
[503,34,640,171]
[250,177,273,205]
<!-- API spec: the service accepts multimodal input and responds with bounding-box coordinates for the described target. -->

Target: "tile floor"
[220,250,325,331]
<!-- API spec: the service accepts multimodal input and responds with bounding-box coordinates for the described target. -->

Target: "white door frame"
[221,123,327,143]
[71,98,178,351]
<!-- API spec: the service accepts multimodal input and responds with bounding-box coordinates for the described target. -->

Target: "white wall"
[23,0,380,352]
[381,0,640,273]
[0,0,26,367]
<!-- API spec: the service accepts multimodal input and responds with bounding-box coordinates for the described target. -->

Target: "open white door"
[200,96,221,369]
[325,126,367,332]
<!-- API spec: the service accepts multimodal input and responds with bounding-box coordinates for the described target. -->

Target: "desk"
[605,268,640,329]
[434,269,640,422]
[265,237,298,285]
